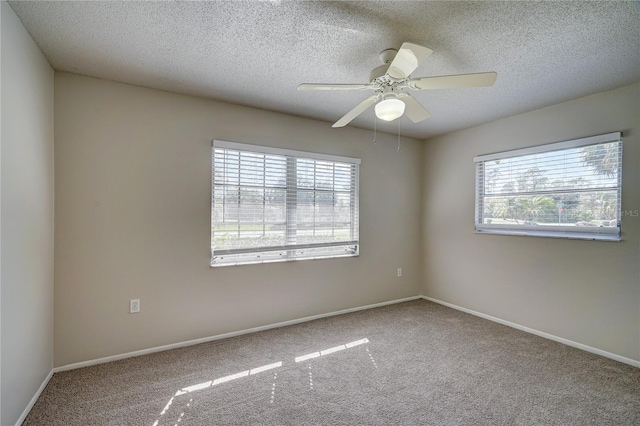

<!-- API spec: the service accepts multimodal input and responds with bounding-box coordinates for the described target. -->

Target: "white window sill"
[474,228,621,241]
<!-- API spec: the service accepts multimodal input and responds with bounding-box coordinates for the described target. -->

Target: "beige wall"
[53,72,423,367]
[422,83,640,362]
[1,2,55,424]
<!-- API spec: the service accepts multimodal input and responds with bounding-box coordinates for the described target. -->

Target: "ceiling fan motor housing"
[370,65,391,83]
[370,48,398,82]
[381,86,402,99]
[379,48,398,64]
[370,65,389,82]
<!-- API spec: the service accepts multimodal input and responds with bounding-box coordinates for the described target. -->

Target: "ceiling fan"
[298,42,497,128]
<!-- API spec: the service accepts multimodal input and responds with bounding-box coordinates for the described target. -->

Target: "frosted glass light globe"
[374,98,405,121]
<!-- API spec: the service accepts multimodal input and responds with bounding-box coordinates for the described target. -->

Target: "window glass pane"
[264,188,286,222]
[239,152,264,187]
[265,155,287,188]
[212,141,359,266]
[297,158,315,189]
[315,161,334,190]
[483,145,619,195]
[475,135,621,241]
[481,191,619,226]
[334,164,354,192]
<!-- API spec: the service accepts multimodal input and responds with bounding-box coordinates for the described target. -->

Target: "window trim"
[211,140,361,266]
[474,132,622,241]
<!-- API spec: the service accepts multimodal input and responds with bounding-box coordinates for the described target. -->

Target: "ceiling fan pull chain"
[397,120,401,152]
[373,114,377,144]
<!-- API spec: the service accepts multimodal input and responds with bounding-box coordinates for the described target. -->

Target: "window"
[474,132,622,241]
[211,140,360,266]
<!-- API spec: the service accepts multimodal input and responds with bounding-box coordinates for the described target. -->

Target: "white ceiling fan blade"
[386,42,433,80]
[409,72,497,90]
[332,95,379,128]
[298,83,370,91]
[397,93,431,123]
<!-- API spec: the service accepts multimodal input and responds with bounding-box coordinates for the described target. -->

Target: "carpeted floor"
[24,300,639,425]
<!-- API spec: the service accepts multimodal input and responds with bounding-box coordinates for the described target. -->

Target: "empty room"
[1,1,639,425]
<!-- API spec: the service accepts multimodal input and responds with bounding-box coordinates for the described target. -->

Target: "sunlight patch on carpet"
[153,338,370,425]
[295,338,369,363]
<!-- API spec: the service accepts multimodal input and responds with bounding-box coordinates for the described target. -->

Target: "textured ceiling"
[8,0,640,139]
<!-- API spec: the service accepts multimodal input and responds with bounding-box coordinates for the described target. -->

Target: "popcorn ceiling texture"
[8,0,640,139]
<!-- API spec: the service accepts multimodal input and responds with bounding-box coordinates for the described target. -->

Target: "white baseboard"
[15,369,53,426]
[420,295,640,368]
[54,295,422,373]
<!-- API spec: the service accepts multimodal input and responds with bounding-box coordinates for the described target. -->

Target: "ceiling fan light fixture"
[375,98,405,121]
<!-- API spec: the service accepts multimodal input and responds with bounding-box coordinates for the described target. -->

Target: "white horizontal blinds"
[474,132,622,240]
[295,157,359,252]
[212,149,288,253]
[212,141,359,266]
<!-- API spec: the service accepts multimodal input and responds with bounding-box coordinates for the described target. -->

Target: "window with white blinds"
[474,132,622,241]
[211,140,360,266]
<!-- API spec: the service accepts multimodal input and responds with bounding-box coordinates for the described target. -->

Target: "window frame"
[211,140,360,267]
[474,132,622,241]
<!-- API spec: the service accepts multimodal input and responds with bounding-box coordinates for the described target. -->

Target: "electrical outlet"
[130,299,140,314]
[397,268,402,277]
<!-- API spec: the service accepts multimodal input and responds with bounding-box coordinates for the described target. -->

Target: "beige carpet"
[24,300,639,425]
